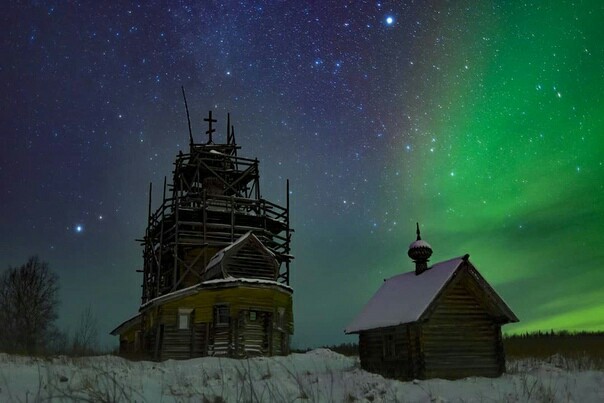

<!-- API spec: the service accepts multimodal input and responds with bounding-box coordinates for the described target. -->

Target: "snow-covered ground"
[1,349,603,402]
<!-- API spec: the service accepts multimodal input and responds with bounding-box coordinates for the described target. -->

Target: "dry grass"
[1,345,603,402]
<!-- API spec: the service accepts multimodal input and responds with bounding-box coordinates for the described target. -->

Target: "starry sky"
[2,1,603,349]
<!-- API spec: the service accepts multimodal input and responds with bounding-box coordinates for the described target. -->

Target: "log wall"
[152,307,211,360]
[211,323,231,356]
[140,285,292,359]
[236,310,271,356]
[358,324,415,380]
[272,329,288,356]
[421,276,503,379]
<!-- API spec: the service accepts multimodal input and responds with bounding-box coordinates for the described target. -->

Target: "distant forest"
[503,330,604,360]
[310,331,604,365]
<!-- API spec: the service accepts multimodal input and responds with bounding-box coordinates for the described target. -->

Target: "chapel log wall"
[421,279,503,379]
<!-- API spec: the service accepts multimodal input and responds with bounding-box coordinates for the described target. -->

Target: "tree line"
[0,256,99,355]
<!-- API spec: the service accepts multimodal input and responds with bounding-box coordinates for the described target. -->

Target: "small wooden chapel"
[346,224,518,380]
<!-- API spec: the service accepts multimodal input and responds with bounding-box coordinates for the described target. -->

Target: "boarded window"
[178,308,193,330]
[214,305,229,327]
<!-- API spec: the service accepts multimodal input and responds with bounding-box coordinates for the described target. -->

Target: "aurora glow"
[382,1,604,335]
[2,1,603,348]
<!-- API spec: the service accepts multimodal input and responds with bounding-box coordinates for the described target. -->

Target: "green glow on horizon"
[386,1,604,333]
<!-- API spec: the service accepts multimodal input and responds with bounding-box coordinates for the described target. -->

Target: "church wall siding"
[421,278,502,379]
[359,324,413,380]
[144,285,292,359]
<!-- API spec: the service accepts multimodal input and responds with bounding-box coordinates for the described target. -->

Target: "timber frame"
[138,110,292,304]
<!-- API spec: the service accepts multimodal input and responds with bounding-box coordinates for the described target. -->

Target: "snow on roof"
[409,239,432,249]
[205,231,272,270]
[345,257,464,334]
[202,277,292,291]
[204,233,249,279]
[140,276,291,310]
[109,312,142,335]
[140,283,200,310]
[204,231,276,281]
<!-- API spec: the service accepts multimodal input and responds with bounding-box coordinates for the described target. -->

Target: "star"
[385,16,394,25]
[75,225,84,233]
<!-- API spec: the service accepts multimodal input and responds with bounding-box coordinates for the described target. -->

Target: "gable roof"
[109,313,141,336]
[345,256,518,334]
[203,231,277,280]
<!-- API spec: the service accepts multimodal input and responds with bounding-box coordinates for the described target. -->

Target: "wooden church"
[345,224,518,380]
[111,93,293,360]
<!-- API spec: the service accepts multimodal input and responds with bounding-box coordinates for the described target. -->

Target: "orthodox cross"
[204,110,217,144]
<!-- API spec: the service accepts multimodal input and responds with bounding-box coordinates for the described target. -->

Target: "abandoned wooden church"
[345,224,518,380]
[111,96,293,360]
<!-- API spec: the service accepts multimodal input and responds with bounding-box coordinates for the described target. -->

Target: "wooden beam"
[181,86,194,146]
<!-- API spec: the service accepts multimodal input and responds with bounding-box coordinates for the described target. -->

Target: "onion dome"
[408,223,432,275]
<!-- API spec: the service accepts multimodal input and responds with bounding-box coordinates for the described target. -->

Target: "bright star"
[385,16,394,25]
[75,225,83,233]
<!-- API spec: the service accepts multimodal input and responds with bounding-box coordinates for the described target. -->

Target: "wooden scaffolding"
[138,102,292,305]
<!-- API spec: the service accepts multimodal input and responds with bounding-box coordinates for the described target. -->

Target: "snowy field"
[1,349,603,402]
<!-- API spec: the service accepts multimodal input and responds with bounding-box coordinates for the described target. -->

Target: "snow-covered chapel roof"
[345,256,518,334]
[345,257,463,334]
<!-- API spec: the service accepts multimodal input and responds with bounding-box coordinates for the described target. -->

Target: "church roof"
[345,256,518,334]
[203,231,276,280]
[109,312,142,336]
[138,277,292,311]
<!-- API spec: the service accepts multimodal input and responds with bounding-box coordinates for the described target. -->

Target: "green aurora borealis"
[387,2,604,334]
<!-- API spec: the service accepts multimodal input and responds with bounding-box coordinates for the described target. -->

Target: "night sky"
[2,1,603,349]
